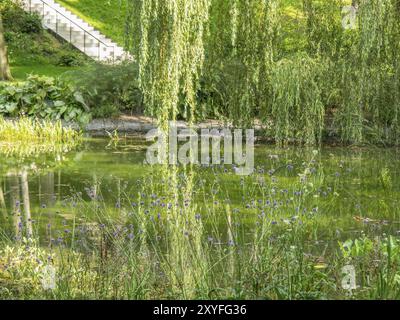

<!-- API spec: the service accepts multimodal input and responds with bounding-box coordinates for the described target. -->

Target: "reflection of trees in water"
[1,169,40,239]
[0,179,6,216]
[21,171,33,238]
[39,172,55,207]
[8,173,21,237]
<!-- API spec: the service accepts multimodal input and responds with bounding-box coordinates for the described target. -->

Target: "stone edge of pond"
[3,117,342,144]
[62,117,267,137]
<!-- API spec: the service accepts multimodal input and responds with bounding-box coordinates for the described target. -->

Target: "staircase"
[21,0,127,63]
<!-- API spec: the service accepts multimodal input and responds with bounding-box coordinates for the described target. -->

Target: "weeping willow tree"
[331,0,400,144]
[302,0,347,59]
[124,0,400,146]
[125,0,211,128]
[202,0,279,126]
[256,0,328,145]
[125,0,279,127]
[300,0,400,145]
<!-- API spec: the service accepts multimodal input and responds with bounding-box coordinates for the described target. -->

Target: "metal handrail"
[27,0,116,61]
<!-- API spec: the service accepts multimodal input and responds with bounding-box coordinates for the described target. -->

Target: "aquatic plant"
[0,116,82,157]
[0,116,81,143]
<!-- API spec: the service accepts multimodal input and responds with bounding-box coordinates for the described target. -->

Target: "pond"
[1,138,400,299]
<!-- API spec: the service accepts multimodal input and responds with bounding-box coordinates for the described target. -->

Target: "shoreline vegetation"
[0,116,82,156]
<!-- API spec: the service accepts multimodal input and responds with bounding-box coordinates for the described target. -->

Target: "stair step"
[22,0,130,62]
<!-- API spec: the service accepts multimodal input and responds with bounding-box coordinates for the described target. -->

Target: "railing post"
[42,2,45,20]
[29,0,32,13]
[84,31,86,54]
[56,12,58,33]
[70,24,72,43]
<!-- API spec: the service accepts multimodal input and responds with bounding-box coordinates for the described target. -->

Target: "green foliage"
[0,0,42,34]
[267,54,325,145]
[340,237,375,259]
[302,0,346,59]
[1,0,87,78]
[4,0,400,145]
[69,62,143,117]
[125,0,211,127]
[339,236,400,299]
[0,238,55,296]
[123,0,400,146]
[303,0,400,145]
[0,75,91,125]
[380,167,392,190]
[56,50,87,67]
[0,116,81,143]
[201,0,278,126]
[0,116,82,157]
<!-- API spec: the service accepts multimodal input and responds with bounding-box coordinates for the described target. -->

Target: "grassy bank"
[2,1,88,80]
[56,0,127,46]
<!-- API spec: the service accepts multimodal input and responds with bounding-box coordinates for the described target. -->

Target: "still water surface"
[0,138,399,248]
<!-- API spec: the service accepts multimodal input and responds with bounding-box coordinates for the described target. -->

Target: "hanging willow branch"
[125,0,210,129]
[203,0,278,127]
[335,0,400,144]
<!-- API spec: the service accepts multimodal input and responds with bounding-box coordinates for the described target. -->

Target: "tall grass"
[0,116,82,157]
[0,117,81,143]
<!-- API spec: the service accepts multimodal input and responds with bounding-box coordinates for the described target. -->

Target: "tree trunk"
[0,14,13,81]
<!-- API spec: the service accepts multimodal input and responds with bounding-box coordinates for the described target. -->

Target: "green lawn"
[56,0,126,46]
[11,65,82,81]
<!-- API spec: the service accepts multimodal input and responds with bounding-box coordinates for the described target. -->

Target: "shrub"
[56,47,87,67]
[90,104,119,118]
[69,62,143,117]
[0,0,42,34]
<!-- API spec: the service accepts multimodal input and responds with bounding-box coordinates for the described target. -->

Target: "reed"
[0,116,82,157]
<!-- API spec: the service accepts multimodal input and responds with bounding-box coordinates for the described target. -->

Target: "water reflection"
[0,170,33,239]
[0,139,399,245]
[0,138,400,299]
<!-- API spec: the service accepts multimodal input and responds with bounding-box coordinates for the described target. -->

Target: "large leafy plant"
[0,75,91,125]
